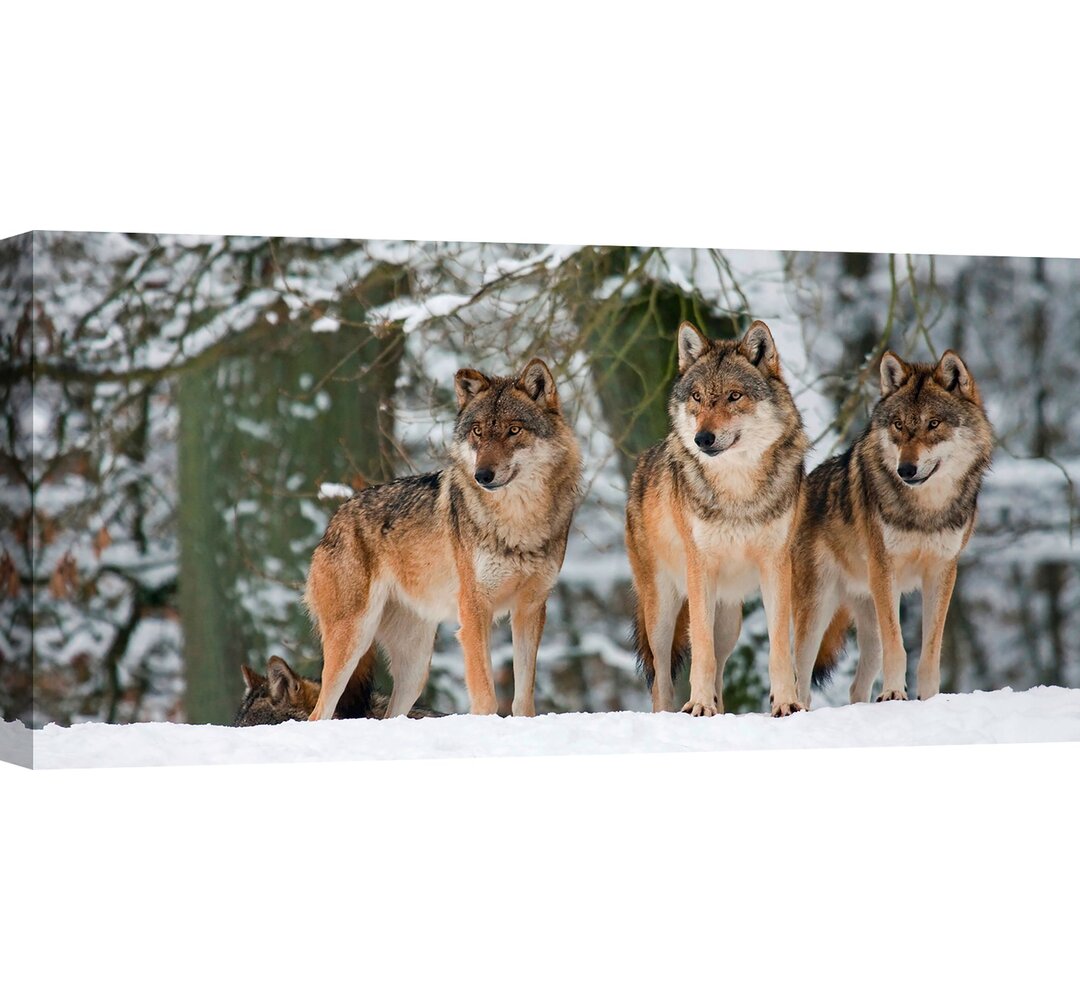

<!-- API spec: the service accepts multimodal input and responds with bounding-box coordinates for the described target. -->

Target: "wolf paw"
[681,698,719,718]
[877,689,907,702]
[770,700,805,718]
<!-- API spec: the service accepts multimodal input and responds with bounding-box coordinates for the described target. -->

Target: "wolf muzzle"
[694,430,740,457]
[897,459,939,486]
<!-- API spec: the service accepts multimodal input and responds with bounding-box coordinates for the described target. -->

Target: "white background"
[2,3,1078,997]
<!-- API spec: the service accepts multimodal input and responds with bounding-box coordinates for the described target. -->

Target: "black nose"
[474,467,495,486]
[694,431,716,451]
[897,462,918,481]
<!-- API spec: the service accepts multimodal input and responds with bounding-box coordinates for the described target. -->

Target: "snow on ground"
[15,686,1080,770]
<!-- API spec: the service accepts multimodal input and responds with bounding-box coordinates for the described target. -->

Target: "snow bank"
[24,687,1080,770]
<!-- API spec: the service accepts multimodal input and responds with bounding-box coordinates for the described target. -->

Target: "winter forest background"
[2,233,1078,727]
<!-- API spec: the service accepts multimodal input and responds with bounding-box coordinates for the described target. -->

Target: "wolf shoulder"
[318,471,447,547]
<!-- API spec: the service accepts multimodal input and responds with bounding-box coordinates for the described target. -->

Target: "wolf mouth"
[699,432,740,457]
[900,460,940,486]
[479,469,518,492]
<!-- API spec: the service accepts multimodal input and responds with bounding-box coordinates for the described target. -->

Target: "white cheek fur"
[450,438,476,471]
[674,406,698,452]
[875,426,900,466]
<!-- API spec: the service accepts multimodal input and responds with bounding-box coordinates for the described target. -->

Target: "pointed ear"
[738,320,780,375]
[516,358,559,411]
[880,351,911,397]
[677,322,710,373]
[454,368,490,410]
[934,350,980,403]
[266,656,301,701]
[240,663,262,692]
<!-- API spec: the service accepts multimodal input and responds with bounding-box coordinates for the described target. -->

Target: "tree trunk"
[179,263,407,724]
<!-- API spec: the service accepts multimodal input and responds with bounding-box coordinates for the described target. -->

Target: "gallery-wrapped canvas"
[2,232,1078,768]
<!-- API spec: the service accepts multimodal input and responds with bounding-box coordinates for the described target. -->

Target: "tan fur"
[793,350,993,705]
[626,320,810,717]
[304,359,582,719]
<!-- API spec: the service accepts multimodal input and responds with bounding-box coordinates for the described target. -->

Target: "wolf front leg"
[758,550,803,717]
[455,556,498,714]
[682,548,719,716]
[866,545,907,701]
[916,559,958,700]
[510,585,548,717]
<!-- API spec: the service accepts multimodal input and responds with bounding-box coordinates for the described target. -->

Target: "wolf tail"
[811,607,852,689]
[632,597,691,689]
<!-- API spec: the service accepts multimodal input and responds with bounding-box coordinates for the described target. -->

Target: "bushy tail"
[632,598,691,689]
[811,607,853,690]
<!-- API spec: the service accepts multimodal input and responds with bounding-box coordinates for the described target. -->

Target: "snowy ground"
[5,686,1078,770]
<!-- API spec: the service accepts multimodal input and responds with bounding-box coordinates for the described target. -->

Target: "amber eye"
[508,425,521,436]
[472,425,482,438]
[893,420,903,431]
[691,390,702,403]
[928,418,940,430]
[728,391,742,402]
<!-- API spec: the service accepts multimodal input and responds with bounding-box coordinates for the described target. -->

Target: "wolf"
[625,320,810,717]
[234,655,442,726]
[792,349,993,705]
[304,358,582,720]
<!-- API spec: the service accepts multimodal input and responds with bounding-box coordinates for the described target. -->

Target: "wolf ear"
[934,350,980,403]
[454,368,490,410]
[677,322,710,373]
[240,663,262,693]
[266,656,301,701]
[516,358,559,411]
[880,351,911,397]
[738,320,780,375]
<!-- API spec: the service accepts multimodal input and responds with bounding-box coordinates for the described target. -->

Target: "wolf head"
[234,656,319,726]
[451,358,575,491]
[670,320,802,462]
[873,349,993,492]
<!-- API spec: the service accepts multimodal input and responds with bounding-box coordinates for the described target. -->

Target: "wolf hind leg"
[794,582,839,708]
[310,584,388,721]
[712,601,743,714]
[379,604,437,719]
[637,576,682,713]
[850,597,883,703]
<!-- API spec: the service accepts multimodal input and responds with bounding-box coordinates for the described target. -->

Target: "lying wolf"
[234,654,442,726]
[304,358,582,720]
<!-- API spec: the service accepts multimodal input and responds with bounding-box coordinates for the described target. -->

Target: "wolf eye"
[893,420,903,431]
[728,391,742,402]
[508,425,521,436]
[928,418,940,429]
[472,425,482,438]
[691,390,702,403]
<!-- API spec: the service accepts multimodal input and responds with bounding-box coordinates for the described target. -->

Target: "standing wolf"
[304,359,581,720]
[626,320,810,717]
[793,349,993,705]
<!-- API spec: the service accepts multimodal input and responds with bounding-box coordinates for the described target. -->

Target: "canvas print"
[2,233,1078,768]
